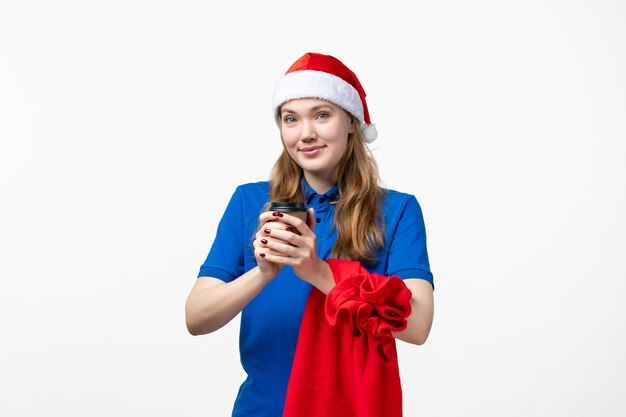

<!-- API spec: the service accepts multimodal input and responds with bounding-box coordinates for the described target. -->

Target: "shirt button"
[315,217,321,223]
[318,197,326,203]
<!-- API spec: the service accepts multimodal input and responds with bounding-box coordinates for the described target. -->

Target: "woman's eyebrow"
[310,105,334,112]
[281,105,334,115]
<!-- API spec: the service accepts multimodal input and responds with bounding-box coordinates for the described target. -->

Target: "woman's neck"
[303,172,337,195]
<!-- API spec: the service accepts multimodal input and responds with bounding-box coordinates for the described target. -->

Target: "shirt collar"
[301,178,339,204]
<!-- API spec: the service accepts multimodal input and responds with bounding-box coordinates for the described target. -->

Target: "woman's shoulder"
[231,180,270,202]
[381,187,420,204]
[379,187,428,233]
[234,180,270,192]
[380,187,426,217]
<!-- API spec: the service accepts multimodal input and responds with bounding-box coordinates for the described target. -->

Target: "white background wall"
[1,1,624,416]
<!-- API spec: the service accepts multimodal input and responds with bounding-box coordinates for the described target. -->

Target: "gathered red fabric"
[282,259,413,417]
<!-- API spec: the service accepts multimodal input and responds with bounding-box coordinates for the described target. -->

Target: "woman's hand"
[256,209,334,293]
[253,211,292,280]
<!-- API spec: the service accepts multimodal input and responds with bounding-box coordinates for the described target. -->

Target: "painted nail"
[273,211,283,218]
[264,229,271,234]
[259,253,266,258]
[261,239,268,245]
[285,226,293,232]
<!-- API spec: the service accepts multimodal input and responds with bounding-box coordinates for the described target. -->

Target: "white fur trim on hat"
[273,70,364,124]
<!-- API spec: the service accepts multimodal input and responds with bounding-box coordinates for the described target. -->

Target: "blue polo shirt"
[198,180,433,417]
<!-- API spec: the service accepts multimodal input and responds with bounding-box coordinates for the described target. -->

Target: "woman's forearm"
[185,267,273,336]
[392,278,434,345]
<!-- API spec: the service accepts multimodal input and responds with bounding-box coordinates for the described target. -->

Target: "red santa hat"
[272,52,378,143]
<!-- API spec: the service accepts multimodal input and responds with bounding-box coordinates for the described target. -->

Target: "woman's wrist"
[310,260,335,295]
[256,265,278,283]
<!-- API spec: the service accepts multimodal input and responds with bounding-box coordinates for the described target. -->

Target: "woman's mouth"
[300,146,325,157]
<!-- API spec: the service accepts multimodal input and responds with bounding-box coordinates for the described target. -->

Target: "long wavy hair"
[269,115,386,264]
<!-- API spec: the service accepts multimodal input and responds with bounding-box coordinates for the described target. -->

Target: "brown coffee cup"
[267,202,308,235]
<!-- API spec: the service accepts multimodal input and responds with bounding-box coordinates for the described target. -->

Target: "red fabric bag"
[282,259,413,417]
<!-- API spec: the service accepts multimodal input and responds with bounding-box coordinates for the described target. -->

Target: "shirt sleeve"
[386,195,434,289]
[197,186,246,282]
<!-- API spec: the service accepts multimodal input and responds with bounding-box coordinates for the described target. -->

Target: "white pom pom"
[361,123,378,143]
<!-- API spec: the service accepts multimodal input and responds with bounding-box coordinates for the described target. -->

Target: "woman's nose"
[299,120,316,141]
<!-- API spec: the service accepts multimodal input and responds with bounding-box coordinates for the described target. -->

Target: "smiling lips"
[300,145,325,157]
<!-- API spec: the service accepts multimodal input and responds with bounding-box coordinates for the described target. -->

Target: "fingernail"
[285,226,293,232]
[259,253,266,258]
[272,211,283,218]
[264,229,271,235]
[261,239,268,244]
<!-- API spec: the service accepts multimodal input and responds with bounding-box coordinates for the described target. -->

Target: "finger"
[259,210,280,223]
[306,207,316,233]
[256,219,292,235]
[257,211,289,232]
[272,212,312,237]
[255,247,282,259]
[262,226,306,247]
[258,226,296,246]
[254,235,290,252]
[260,252,299,266]
[259,210,299,225]
[254,246,284,260]
[262,237,300,258]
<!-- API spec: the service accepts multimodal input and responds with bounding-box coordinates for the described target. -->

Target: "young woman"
[186,52,434,417]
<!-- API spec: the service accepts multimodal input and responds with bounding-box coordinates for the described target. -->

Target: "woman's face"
[279,98,354,184]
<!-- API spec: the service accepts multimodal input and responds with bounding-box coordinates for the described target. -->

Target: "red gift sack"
[283,259,413,417]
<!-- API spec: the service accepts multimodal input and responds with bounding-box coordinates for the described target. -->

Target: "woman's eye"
[284,116,296,123]
[317,112,329,119]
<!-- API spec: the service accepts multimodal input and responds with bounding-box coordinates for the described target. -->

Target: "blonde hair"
[269,116,385,263]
